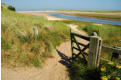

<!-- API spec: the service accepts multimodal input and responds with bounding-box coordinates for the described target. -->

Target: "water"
[48,13,121,26]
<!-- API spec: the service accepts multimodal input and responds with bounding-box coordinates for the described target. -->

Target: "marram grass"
[1,5,70,67]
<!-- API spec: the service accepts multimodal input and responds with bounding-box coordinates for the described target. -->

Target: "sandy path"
[2,42,71,80]
[2,16,87,80]
[2,49,70,80]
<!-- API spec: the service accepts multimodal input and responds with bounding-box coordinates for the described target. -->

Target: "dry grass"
[1,4,70,67]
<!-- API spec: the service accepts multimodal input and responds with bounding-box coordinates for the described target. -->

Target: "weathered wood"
[70,30,90,61]
[101,58,121,65]
[71,32,90,41]
[102,46,121,54]
[72,47,80,51]
[72,35,88,60]
[72,39,87,47]
[70,29,74,59]
[100,58,110,62]
[72,47,88,55]
[73,36,81,51]
[92,32,98,36]
[96,39,102,67]
[88,36,102,69]
[70,31,121,68]
[73,43,89,59]
[72,35,81,59]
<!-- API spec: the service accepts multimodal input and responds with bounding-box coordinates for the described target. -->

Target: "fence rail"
[102,46,121,54]
[71,32,90,41]
[101,46,121,62]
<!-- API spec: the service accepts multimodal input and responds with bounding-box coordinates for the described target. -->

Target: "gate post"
[88,35,102,69]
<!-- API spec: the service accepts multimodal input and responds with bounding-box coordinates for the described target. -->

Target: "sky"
[2,0,121,11]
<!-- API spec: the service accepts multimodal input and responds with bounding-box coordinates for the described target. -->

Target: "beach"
[18,11,121,21]
[18,11,66,20]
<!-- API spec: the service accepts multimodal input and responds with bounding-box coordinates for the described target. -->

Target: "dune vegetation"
[1,4,70,67]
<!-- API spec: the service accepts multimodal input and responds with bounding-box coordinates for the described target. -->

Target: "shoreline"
[18,11,121,21]
[57,12,121,21]
[18,11,67,20]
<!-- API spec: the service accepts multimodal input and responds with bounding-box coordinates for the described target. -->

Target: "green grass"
[70,58,100,80]
[1,4,70,67]
[79,24,121,47]
[60,20,121,47]
[70,58,121,80]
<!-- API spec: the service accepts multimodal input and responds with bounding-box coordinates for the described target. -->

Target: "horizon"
[2,0,121,11]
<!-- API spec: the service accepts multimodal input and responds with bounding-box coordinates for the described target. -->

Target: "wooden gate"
[70,30,90,62]
[70,29,102,68]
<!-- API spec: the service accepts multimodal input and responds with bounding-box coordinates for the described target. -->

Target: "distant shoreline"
[18,11,67,20]
[18,10,121,21]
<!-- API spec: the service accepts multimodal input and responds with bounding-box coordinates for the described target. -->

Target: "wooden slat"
[70,30,89,61]
[102,46,121,54]
[72,47,80,51]
[100,58,110,62]
[72,47,88,55]
[73,35,81,51]
[100,58,121,65]
[70,29,74,59]
[72,39,87,47]
[73,43,89,59]
[71,32,90,41]
[96,39,102,67]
